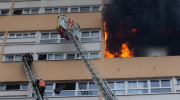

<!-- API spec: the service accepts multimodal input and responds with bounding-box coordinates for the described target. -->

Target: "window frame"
[0,34,4,39]
[13,8,40,15]
[0,83,28,90]
[8,32,36,39]
[0,9,10,15]
[150,79,172,93]
[39,32,60,44]
[127,80,148,94]
[77,82,99,96]
[80,30,101,42]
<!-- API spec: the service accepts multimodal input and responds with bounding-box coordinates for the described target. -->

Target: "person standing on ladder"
[34,78,46,100]
[22,52,33,67]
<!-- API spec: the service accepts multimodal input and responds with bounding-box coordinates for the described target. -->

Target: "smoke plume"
[103,0,180,57]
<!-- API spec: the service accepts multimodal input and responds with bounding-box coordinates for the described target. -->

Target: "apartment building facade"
[0,0,180,100]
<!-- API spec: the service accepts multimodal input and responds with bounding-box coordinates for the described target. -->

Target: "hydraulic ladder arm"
[22,56,49,100]
[56,14,118,100]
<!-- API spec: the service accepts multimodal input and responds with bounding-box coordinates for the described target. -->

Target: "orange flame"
[104,22,115,58]
[104,22,134,58]
[120,43,134,57]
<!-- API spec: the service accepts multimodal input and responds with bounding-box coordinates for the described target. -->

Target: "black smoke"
[103,0,180,57]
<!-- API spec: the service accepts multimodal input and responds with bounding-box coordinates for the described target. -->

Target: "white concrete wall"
[103,93,180,100]
[0,39,3,44]
[0,96,99,100]
[6,38,37,44]
[14,0,101,9]
[0,90,29,97]
[4,42,101,54]
[0,2,11,9]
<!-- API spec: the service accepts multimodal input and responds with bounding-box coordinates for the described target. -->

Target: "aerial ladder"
[56,14,118,100]
[22,56,49,100]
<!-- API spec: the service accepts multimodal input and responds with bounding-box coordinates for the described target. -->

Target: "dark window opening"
[55,83,75,90]
[38,54,47,60]
[6,85,20,90]
[13,10,23,15]
[1,10,9,15]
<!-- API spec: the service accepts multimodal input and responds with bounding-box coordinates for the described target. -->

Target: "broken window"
[55,83,76,96]
[38,54,47,60]
[55,83,75,90]
[13,10,23,15]
[6,85,20,90]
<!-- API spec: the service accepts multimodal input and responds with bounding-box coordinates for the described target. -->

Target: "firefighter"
[34,78,46,100]
[22,52,33,67]
[26,52,33,66]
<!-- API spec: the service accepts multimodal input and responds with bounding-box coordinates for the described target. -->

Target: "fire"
[104,22,115,58]
[104,22,134,58]
[120,43,134,57]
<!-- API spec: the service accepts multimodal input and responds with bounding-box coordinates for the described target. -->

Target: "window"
[128,81,148,94]
[23,9,30,14]
[0,10,9,15]
[55,83,76,96]
[77,82,98,96]
[48,54,53,60]
[45,84,53,96]
[177,79,180,84]
[90,53,99,59]
[16,34,22,38]
[13,8,39,15]
[9,34,15,38]
[40,32,59,43]
[0,85,5,90]
[80,7,90,12]
[0,84,28,90]
[92,7,100,11]
[5,55,14,62]
[54,8,59,13]
[6,85,20,90]
[31,9,39,14]
[38,54,47,60]
[21,84,28,90]
[81,31,100,42]
[13,10,23,15]
[37,54,64,60]
[45,8,53,13]
[60,8,68,13]
[150,80,171,93]
[108,82,125,95]
[0,34,4,39]
[8,33,36,38]
[71,8,79,12]
[14,55,21,61]
[23,34,29,38]
[30,33,36,37]
[54,54,63,60]
[66,54,75,60]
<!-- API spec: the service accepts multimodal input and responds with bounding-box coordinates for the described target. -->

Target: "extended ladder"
[56,14,118,100]
[22,56,49,100]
